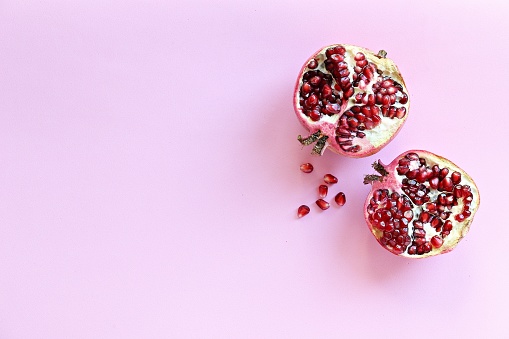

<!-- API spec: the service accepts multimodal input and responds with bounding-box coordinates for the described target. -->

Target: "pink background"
[1,1,508,338]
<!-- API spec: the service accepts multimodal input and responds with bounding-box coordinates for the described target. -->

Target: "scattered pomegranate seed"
[300,163,314,173]
[324,174,338,184]
[297,205,310,218]
[318,185,328,198]
[334,192,346,206]
[316,199,330,210]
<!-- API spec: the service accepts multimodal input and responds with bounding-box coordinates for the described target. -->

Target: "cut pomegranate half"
[364,150,480,258]
[294,44,410,157]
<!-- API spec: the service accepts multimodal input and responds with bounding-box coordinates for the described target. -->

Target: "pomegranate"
[364,150,480,258]
[294,44,410,157]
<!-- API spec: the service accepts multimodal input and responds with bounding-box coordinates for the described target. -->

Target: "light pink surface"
[0,1,508,338]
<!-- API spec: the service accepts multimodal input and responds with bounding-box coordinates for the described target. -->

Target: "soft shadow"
[250,78,419,284]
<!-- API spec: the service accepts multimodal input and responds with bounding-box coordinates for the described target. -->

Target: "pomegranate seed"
[309,76,321,86]
[439,167,449,179]
[454,185,463,198]
[354,52,365,61]
[319,185,328,198]
[324,174,338,184]
[316,199,330,210]
[306,94,318,106]
[430,236,443,248]
[443,220,453,232]
[307,59,318,69]
[300,163,314,173]
[440,177,453,192]
[399,93,408,104]
[334,192,346,206]
[414,229,426,238]
[396,107,406,119]
[419,211,430,223]
[297,205,310,218]
[308,110,320,121]
[451,171,462,185]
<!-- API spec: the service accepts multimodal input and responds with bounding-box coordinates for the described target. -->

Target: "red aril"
[300,163,314,173]
[318,185,328,198]
[324,174,338,184]
[297,205,310,218]
[364,150,480,258]
[294,44,409,157]
[334,192,346,206]
[316,199,330,210]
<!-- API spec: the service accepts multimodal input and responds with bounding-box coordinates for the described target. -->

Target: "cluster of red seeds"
[297,163,346,218]
[298,46,409,154]
[367,152,475,256]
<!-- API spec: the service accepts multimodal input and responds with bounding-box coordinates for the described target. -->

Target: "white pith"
[294,44,409,156]
[367,150,480,259]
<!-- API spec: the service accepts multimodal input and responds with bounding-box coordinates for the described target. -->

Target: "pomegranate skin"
[294,44,410,158]
[364,150,480,258]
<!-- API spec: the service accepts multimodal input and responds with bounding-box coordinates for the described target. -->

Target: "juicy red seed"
[397,166,409,175]
[330,54,344,62]
[322,84,332,98]
[396,107,406,119]
[406,169,418,179]
[302,82,311,94]
[429,177,439,189]
[354,52,365,61]
[414,238,426,246]
[430,236,443,248]
[307,59,318,69]
[334,192,346,206]
[443,220,453,232]
[440,177,454,192]
[431,217,442,228]
[451,171,462,185]
[439,168,449,179]
[422,243,432,253]
[324,174,338,184]
[309,76,321,86]
[308,110,320,121]
[319,185,328,198]
[404,210,413,220]
[297,205,310,218]
[406,153,419,160]
[455,214,465,222]
[454,185,463,198]
[316,199,330,210]
[399,93,408,104]
[306,94,318,106]
[420,211,430,223]
[414,229,426,238]
[300,163,314,173]
[381,79,393,88]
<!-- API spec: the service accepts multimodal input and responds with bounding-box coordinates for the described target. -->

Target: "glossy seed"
[297,205,310,218]
[324,174,338,184]
[316,199,330,210]
[300,163,314,173]
[334,192,346,206]
[319,185,328,198]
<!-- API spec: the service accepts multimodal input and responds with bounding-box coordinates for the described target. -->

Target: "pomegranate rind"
[364,150,480,258]
[293,44,410,158]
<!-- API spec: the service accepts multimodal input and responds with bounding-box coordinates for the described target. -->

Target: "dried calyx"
[294,44,409,158]
[363,150,480,258]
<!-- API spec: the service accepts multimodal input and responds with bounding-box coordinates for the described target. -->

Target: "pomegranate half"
[364,150,480,258]
[294,44,410,157]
